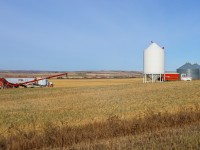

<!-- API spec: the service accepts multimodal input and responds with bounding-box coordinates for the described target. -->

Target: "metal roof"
[193,63,200,69]
[177,63,200,70]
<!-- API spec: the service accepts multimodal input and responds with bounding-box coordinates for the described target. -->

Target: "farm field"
[0,78,200,149]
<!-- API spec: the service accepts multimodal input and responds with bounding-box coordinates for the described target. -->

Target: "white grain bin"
[143,42,165,83]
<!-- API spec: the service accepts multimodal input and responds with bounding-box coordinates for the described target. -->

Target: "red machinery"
[0,73,67,89]
[164,73,180,81]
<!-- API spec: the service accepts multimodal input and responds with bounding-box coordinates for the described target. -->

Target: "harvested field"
[0,78,200,149]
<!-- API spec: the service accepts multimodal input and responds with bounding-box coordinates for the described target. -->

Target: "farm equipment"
[0,73,67,89]
[180,74,192,81]
[163,73,180,81]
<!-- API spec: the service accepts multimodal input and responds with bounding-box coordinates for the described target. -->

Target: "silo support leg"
[160,74,161,82]
[143,75,144,83]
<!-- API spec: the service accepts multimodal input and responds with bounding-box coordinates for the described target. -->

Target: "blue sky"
[0,0,200,71]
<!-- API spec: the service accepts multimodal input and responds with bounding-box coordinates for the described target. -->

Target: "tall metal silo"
[143,42,165,83]
[177,63,200,80]
[193,63,200,79]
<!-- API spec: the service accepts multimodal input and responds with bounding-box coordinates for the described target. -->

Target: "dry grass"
[1,108,200,149]
[0,78,200,149]
[72,122,200,150]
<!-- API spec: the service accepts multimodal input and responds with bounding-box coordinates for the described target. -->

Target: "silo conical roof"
[144,42,164,52]
[193,63,200,69]
[178,63,200,69]
[177,63,193,69]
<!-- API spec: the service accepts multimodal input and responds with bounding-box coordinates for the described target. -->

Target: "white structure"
[38,79,48,86]
[143,42,165,83]
[5,78,35,84]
